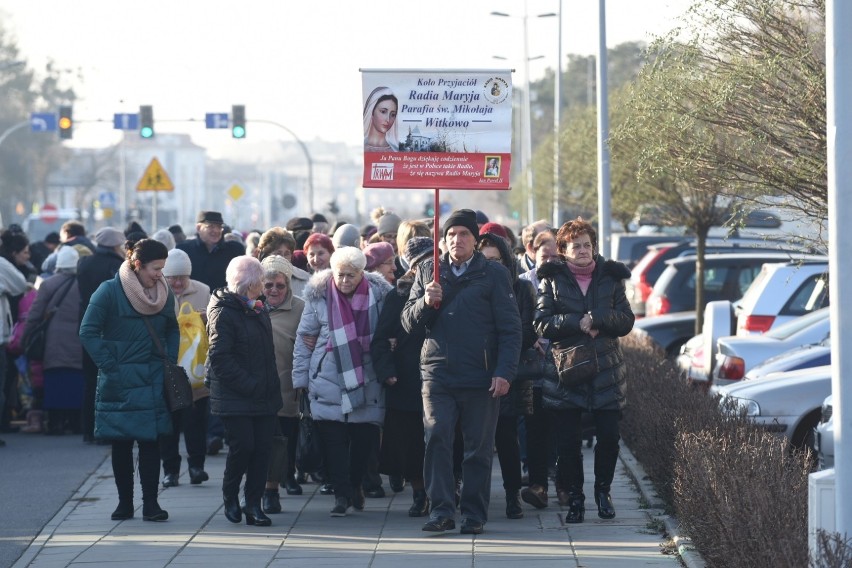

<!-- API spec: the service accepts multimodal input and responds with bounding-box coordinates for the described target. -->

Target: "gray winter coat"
[24,272,82,370]
[292,270,392,425]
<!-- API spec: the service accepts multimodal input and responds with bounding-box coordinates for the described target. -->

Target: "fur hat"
[55,245,80,270]
[376,213,402,236]
[403,236,434,267]
[442,209,479,240]
[332,224,361,249]
[363,242,395,271]
[94,226,125,248]
[162,248,192,277]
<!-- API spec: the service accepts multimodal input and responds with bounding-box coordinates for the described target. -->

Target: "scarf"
[566,259,596,295]
[326,275,376,414]
[119,261,169,315]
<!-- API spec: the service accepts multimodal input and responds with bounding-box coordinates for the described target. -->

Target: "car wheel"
[791,408,821,465]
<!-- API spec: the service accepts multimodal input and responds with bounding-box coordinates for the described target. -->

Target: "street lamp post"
[252,119,315,213]
[491,6,556,226]
[552,0,562,228]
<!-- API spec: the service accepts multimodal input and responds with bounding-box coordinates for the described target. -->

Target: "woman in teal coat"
[80,238,178,523]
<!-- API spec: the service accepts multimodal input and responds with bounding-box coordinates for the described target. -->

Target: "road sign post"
[136,158,174,229]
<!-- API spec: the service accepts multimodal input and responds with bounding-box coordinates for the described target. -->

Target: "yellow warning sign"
[227,184,244,201]
[136,158,174,192]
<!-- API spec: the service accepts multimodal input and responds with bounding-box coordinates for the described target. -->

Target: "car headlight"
[720,395,760,417]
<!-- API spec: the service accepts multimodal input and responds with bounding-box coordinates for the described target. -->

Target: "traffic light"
[140,105,154,138]
[58,106,73,139]
[232,105,246,139]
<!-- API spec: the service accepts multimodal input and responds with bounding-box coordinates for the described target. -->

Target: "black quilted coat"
[534,256,634,411]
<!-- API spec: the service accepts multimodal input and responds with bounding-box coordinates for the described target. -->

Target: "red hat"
[480,222,508,240]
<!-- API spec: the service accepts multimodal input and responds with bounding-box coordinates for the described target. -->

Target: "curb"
[619,446,706,568]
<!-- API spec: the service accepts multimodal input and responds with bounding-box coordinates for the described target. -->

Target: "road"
[0,432,109,568]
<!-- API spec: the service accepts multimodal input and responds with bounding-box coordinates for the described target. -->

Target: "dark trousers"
[494,414,522,492]
[112,439,160,504]
[221,415,275,507]
[0,349,7,419]
[525,387,553,489]
[379,407,425,482]
[314,420,377,500]
[423,381,501,524]
[553,408,621,495]
[278,416,299,481]
[160,397,208,474]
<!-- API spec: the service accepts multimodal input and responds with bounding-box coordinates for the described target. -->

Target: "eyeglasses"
[263,282,287,290]
[568,242,594,251]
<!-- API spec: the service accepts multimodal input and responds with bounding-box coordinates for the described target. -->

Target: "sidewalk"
[13,444,679,568]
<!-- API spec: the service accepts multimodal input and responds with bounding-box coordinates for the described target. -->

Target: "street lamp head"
[490,11,510,17]
[537,12,557,18]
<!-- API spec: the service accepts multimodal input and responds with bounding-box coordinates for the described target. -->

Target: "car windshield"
[764,307,830,339]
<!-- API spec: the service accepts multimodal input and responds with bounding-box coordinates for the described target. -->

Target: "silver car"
[815,394,834,470]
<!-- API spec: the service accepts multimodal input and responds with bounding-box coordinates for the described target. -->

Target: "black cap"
[286,217,313,232]
[197,211,224,224]
[443,209,480,240]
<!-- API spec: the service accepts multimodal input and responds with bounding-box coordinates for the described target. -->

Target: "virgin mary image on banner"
[363,87,399,152]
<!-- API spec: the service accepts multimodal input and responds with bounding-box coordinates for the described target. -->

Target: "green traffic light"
[232,125,246,139]
[140,126,154,139]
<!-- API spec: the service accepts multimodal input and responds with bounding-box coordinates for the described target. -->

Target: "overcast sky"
[1,0,691,153]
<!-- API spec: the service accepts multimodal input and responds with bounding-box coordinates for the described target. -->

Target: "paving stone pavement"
[13,443,680,568]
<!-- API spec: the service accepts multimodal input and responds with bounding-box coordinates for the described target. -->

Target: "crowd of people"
[0,206,634,534]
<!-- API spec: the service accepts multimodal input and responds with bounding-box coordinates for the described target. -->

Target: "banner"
[361,69,513,190]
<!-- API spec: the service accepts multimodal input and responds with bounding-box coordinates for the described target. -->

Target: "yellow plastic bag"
[177,302,208,389]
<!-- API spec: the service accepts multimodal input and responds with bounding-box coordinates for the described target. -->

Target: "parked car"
[633,311,699,358]
[713,307,830,387]
[734,258,829,334]
[610,233,684,269]
[627,239,808,317]
[744,336,830,381]
[645,252,799,318]
[713,364,830,450]
[815,394,834,470]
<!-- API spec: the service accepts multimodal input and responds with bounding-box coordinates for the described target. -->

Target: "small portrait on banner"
[484,156,501,178]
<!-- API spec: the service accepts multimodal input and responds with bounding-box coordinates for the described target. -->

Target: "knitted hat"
[151,229,176,250]
[363,242,395,271]
[479,222,508,240]
[94,226,125,247]
[376,212,402,236]
[55,245,80,270]
[332,224,361,249]
[403,236,434,267]
[475,210,490,225]
[261,254,293,279]
[442,209,479,240]
[162,248,192,277]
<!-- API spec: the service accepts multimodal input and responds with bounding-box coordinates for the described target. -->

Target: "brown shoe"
[556,489,571,507]
[521,484,548,509]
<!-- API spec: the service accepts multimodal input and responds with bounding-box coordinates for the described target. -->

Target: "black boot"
[595,490,616,519]
[506,490,524,519]
[223,494,242,523]
[243,504,272,526]
[565,494,585,524]
[262,489,282,514]
[142,501,169,522]
[408,489,430,517]
[111,500,134,521]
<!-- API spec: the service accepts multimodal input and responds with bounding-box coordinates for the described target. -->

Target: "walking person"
[159,248,211,488]
[402,209,521,535]
[207,256,282,527]
[292,247,392,517]
[534,217,634,522]
[79,238,177,521]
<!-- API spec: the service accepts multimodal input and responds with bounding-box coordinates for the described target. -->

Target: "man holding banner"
[402,209,521,535]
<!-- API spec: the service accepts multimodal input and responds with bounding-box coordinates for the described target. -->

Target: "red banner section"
[363,152,511,190]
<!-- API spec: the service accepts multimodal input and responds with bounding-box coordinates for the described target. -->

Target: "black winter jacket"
[77,246,124,321]
[371,276,426,413]
[402,251,521,389]
[206,289,282,416]
[177,237,245,291]
[534,256,634,411]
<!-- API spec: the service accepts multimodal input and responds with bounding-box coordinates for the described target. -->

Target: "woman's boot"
[565,493,585,524]
[408,489,430,517]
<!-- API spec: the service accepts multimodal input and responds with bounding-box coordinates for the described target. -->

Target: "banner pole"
[433,188,441,287]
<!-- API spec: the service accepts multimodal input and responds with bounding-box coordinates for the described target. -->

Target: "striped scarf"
[326,276,376,414]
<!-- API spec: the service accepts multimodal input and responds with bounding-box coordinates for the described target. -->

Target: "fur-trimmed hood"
[302,268,394,302]
[536,255,630,281]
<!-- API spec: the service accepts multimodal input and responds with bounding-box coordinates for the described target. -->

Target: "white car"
[815,394,834,470]
[713,365,830,450]
[713,307,830,386]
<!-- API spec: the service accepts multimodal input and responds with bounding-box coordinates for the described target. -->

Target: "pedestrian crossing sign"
[137,157,174,191]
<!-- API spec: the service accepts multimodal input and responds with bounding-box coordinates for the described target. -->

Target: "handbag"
[176,302,209,388]
[23,278,75,361]
[143,316,193,412]
[296,394,323,473]
[552,339,599,387]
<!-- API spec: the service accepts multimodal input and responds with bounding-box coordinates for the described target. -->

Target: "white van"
[21,209,83,242]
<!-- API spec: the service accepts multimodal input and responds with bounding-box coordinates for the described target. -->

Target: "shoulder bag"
[143,316,193,412]
[23,277,75,361]
[296,392,323,473]
[552,338,598,387]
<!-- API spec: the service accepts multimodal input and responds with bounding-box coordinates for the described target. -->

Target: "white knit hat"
[261,254,293,279]
[162,248,192,277]
[55,246,80,270]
